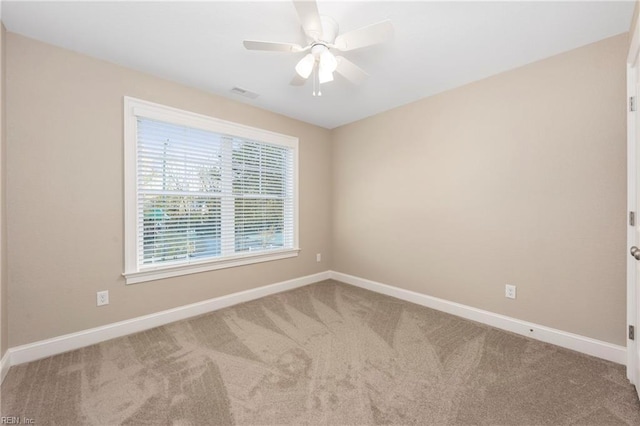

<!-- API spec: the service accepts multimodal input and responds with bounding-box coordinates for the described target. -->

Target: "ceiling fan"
[243,0,393,96]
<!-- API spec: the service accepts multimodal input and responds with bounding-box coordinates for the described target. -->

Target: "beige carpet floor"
[1,279,639,425]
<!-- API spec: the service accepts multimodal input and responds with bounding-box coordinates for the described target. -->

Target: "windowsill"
[123,248,300,285]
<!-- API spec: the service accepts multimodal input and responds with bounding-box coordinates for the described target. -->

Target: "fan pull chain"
[312,66,316,96]
[312,64,322,97]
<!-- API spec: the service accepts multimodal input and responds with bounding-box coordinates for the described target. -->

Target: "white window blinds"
[124,97,298,283]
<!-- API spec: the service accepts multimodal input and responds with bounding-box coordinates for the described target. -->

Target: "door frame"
[627,19,639,387]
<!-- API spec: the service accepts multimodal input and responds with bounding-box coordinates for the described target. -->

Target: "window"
[124,97,298,284]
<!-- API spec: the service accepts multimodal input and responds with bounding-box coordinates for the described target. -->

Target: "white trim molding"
[123,96,300,285]
[1,350,10,384]
[1,269,626,385]
[6,271,330,369]
[124,249,301,285]
[330,271,626,365]
[627,14,640,387]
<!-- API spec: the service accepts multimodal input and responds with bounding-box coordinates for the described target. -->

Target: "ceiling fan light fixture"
[320,49,337,73]
[295,53,315,78]
[243,0,394,95]
[319,67,334,84]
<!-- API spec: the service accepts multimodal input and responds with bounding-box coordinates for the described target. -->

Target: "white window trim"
[123,97,300,285]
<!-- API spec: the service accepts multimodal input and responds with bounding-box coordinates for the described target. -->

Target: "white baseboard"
[0,350,9,383]
[6,271,331,370]
[1,268,626,384]
[330,271,626,365]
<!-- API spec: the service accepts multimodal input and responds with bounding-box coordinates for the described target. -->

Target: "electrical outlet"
[316,253,322,262]
[505,284,516,300]
[97,290,109,306]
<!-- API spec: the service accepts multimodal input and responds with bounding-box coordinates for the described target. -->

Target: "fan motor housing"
[318,15,339,43]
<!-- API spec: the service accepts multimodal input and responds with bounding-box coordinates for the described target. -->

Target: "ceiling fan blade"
[335,56,369,85]
[243,40,304,52]
[293,0,323,40]
[334,19,393,51]
[290,74,308,86]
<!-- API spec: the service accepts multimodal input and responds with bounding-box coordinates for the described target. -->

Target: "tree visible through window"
[232,140,289,253]
[138,119,224,265]
[124,98,298,284]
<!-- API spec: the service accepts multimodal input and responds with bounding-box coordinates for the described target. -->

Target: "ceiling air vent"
[230,86,259,99]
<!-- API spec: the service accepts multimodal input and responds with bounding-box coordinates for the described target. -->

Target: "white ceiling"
[2,1,635,129]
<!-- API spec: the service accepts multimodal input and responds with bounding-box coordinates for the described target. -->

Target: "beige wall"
[3,30,630,350]
[0,23,7,358]
[6,34,332,347]
[332,34,628,346]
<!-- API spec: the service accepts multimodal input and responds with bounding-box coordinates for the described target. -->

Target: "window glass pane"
[141,195,221,265]
[130,106,296,275]
[232,140,287,196]
[137,118,223,194]
[232,140,288,253]
[234,198,284,252]
[137,118,225,267]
